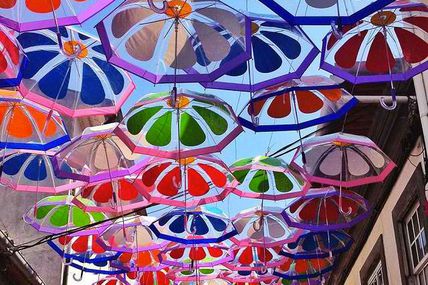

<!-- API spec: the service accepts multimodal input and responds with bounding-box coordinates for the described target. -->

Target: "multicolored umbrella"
[239,76,358,132]
[231,206,304,248]
[149,206,237,244]
[0,24,26,87]
[120,270,172,285]
[282,187,371,231]
[47,230,119,264]
[0,90,69,151]
[96,0,251,84]
[0,150,83,193]
[321,2,428,108]
[73,177,150,214]
[225,245,285,271]
[230,156,310,201]
[274,257,334,280]
[97,215,168,253]
[159,242,233,269]
[167,268,225,284]
[259,0,393,25]
[276,278,324,285]
[221,270,278,285]
[112,250,166,272]
[201,14,318,92]
[139,155,236,207]
[17,27,135,118]
[0,0,116,32]
[93,276,127,285]
[116,90,243,159]
[23,195,108,234]
[291,132,395,188]
[53,123,149,184]
[281,231,353,259]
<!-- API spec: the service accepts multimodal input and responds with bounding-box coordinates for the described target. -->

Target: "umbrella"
[0,0,116,32]
[139,155,236,207]
[167,268,226,284]
[221,270,278,284]
[274,257,334,280]
[112,250,166,272]
[0,89,69,151]
[0,149,83,193]
[282,187,371,231]
[53,123,149,184]
[201,14,319,92]
[276,278,324,285]
[159,242,233,269]
[0,24,26,87]
[281,231,353,259]
[73,177,150,214]
[120,270,172,285]
[259,0,393,25]
[290,132,396,188]
[96,0,251,84]
[97,215,168,253]
[231,206,304,248]
[225,245,285,272]
[17,27,135,118]
[115,90,243,159]
[23,195,108,234]
[238,76,358,132]
[47,230,119,264]
[320,2,428,109]
[230,156,310,201]
[149,206,237,245]
[93,277,127,285]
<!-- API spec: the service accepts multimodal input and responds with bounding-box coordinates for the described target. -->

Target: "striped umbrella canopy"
[201,14,318,92]
[239,76,358,132]
[138,155,236,207]
[93,277,127,285]
[23,195,108,234]
[0,0,116,32]
[119,270,173,285]
[230,156,310,201]
[17,27,135,118]
[116,90,243,159]
[0,24,26,87]
[96,0,251,84]
[111,249,167,272]
[0,149,83,193]
[282,187,371,231]
[97,215,168,253]
[274,257,334,280]
[231,206,305,248]
[0,89,69,151]
[259,0,393,25]
[225,245,285,272]
[149,206,237,245]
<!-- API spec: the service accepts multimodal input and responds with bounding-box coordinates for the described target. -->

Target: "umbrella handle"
[338,193,352,216]
[147,0,168,13]
[184,215,197,235]
[330,20,343,39]
[72,271,84,282]
[380,88,397,110]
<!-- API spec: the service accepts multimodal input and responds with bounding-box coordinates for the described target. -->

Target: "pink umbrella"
[221,270,278,284]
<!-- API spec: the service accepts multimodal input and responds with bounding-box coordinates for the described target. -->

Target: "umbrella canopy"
[53,123,149,184]
[259,0,393,25]
[116,90,243,159]
[96,0,251,84]
[282,187,371,231]
[168,268,225,284]
[221,270,278,284]
[291,132,396,187]
[97,215,168,253]
[139,155,236,207]
[23,195,108,234]
[0,24,26,87]
[17,27,135,118]
[239,76,358,132]
[112,250,166,272]
[0,0,116,32]
[0,89,69,151]
[159,242,233,269]
[0,149,83,193]
[201,14,318,92]
[274,257,334,280]
[149,206,237,245]
[231,206,305,248]
[275,278,324,285]
[225,245,285,271]
[93,277,127,285]
[230,156,309,201]
[281,231,353,259]
[73,177,150,214]
[48,230,119,264]
[120,270,172,285]
[321,2,428,86]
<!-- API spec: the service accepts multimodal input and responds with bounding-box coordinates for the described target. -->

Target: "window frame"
[359,235,389,285]
[367,261,384,285]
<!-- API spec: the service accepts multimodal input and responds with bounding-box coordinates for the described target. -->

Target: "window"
[368,261,384,285]
[405,202,428,285]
